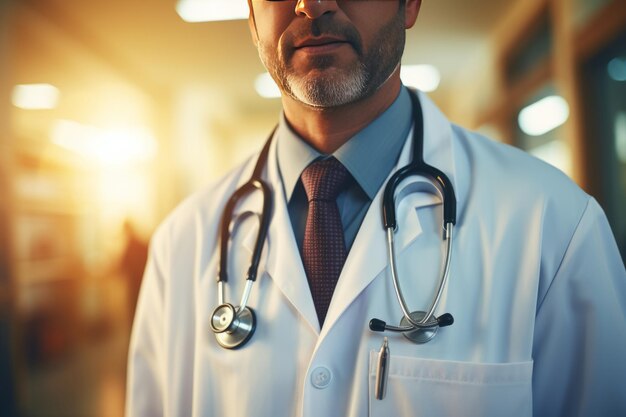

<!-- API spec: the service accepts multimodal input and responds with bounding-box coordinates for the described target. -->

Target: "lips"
[294,36,350,50]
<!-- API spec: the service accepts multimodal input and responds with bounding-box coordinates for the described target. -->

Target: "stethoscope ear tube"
[371,223,454,344]
[382,90,456,229]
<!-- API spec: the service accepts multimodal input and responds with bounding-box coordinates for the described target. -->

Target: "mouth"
[294,36,351,53]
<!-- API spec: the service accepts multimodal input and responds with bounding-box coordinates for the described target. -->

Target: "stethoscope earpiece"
[369,318,388,332]
[436,313,454,327]
[369,311,455,344]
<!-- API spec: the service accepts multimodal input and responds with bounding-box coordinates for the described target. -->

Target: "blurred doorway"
[582,30,626,259]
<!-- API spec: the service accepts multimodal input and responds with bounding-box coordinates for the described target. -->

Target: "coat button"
[311,366,332,389]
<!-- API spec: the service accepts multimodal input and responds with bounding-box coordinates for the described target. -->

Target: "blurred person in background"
[126,1,626,416]
[119,220,149,324]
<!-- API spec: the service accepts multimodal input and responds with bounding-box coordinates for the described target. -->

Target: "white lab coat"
[126,93,626,417]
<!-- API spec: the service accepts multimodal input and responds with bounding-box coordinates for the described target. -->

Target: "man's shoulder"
[453,124,589,206]
[451,124,594,254]
[451,125,601,279]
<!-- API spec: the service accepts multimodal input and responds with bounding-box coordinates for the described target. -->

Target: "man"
[126,1,626,416]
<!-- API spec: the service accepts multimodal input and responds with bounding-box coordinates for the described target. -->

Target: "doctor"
[126,1,626,416]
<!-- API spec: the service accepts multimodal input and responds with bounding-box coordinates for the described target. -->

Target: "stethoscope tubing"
[211,89,457,348]
[372,89,457,338]
[211,137,273,349]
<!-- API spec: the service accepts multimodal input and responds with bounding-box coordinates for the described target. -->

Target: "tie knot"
[301,157,351,202]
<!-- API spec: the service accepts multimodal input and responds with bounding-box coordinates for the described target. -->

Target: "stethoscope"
[210,90,456,349]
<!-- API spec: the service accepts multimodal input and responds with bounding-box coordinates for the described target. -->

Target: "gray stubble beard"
[283,60,369,108]
[257,7,405,109]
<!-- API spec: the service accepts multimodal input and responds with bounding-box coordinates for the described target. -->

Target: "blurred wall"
[473,0,626,256]
[1,0,18,414]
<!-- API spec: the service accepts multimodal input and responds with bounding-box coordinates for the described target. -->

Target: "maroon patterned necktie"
[301,157,352,327]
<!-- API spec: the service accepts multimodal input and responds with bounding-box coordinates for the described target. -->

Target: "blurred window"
[514,84,572,177]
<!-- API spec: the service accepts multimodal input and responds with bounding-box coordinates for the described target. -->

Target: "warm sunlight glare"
[51,120,157,166]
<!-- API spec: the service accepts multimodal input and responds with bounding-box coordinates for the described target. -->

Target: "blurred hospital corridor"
[1,0,626,415]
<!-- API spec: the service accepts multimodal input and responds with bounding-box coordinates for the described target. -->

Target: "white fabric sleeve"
[532,198,626,416]
[125,238,166,417]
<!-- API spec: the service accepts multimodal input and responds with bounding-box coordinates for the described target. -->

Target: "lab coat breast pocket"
[368,352,533,417]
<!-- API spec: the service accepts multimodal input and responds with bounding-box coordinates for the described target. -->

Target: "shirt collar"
[276,86,413,201]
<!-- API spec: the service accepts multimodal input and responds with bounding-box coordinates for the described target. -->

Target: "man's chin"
[286,80,366,109]
[287,68,365,108]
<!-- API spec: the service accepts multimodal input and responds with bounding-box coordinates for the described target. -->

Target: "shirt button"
[311,366,332,389]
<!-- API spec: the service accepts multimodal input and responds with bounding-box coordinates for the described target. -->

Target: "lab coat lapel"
[319,127,418,337]
[240,138,320,334]
[320,91,460,338]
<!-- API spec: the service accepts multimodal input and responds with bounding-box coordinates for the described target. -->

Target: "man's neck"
[281,73,402,154]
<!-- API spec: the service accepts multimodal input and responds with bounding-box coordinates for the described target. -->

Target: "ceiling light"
[400,65,441,92]
[176,0,248,23]
[518,95,570,136]
[255,73,281,99]
[12,83,60,110]
[607,57,626,82]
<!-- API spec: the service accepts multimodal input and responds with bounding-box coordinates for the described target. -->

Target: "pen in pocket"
[375,337,390,400]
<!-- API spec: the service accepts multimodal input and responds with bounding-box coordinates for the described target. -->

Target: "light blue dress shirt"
[276,87,413,253]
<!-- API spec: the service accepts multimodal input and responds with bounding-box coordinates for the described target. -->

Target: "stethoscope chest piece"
[399,311,439,344]
[210,303,257,349]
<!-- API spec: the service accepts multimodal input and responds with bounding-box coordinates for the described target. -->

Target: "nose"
[295,0,339,19]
